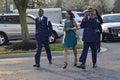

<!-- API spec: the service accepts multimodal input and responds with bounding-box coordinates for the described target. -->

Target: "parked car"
[0,14,63,45]
[102,14,120,41]
[76,12,84,21]
[62,11,82,28]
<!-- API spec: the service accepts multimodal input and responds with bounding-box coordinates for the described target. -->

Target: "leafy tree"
[113,0,120,13]
[89,0,114,14]
[55,0,62,8]
[62,0,88,11]
[28,0,51,8]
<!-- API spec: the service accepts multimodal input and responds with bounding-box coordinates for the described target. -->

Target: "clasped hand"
[64,27,77,31]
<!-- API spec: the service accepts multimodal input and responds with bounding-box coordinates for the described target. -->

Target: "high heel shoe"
[63,62,68,69]
[73,63,77,66]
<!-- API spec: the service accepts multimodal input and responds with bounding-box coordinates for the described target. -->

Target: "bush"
[7,41,36,50]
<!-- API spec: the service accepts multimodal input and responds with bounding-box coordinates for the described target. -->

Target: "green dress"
[62,21,77,48]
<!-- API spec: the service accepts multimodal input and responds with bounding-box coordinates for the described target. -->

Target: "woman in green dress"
[62,10,78,69]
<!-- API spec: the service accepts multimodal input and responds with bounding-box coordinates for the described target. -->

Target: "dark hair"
[39,8,44,13]
[88,8,93,10]
[94,9,100,16]
[88,8,94,12]
[66,10,74,21]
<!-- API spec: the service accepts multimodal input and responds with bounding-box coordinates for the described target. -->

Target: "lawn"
[0,43,83,54]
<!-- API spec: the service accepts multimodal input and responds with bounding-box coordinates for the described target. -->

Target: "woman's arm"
[67,20,78,31]
[64,28,71,31]
[64,20,78,31]
[72,20,78,30]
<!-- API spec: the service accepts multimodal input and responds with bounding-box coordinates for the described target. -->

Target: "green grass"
[50,43,83,51]
[0,43,83,54]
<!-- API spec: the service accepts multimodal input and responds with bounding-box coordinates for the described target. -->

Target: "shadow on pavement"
[33,62,120,80]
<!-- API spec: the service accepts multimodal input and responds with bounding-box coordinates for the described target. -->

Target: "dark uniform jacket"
[35,16,53,39]
[80,17,99,42]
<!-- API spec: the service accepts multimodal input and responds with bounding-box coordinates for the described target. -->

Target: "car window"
[2,16,20,24]
[62,13,75,19]
[62,13,66,19]
[0,16,2,23]
[26,16,35,24]
[77,13,84,17]
[103,15,120,23]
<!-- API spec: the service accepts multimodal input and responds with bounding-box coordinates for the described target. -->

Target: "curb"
[0,47,107,59]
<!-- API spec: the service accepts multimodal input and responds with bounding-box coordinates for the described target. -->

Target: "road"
[0,42,120,80]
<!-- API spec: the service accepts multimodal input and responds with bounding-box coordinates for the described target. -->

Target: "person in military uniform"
[33,8,53,68]
[77,8,99,69]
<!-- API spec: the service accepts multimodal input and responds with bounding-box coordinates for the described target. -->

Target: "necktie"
[39,17,42,22]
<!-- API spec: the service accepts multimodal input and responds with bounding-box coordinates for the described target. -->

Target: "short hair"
[39,8,44,13]
[88,8,94,10]
[88,8,94,13]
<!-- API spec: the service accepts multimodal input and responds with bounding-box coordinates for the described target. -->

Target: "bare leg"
[63,48,68,69]
[72,47,78,65]
[64,48,68,63]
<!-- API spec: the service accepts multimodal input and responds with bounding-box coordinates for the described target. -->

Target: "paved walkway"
[0,47,120,80]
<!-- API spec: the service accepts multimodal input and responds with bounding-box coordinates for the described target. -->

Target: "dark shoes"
[77,64,97,69]
[63,62,68,69]
[49,61,52,64]
[73,63,77,67]
[93,64,97,68]
[77,64,86,69]
[63,62,77,69]
[33,61,52,68]
[33,64,40,68]
[97,48,101,53]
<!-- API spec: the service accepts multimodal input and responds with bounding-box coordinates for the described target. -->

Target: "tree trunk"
[14,0,30,43]
[19,10,30,42]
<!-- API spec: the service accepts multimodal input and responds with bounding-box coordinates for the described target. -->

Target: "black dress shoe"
[77,64,86,69]
[33,64,40,68]
[93,64,97,68]
[49,61,52,64]
[97,48,101,53]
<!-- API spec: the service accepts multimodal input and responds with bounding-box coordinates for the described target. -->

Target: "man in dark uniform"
[33,8,53,68]
[77,9,99,69]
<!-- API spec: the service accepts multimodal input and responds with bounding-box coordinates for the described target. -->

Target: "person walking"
[33,8,53,68]
[77,8,99,69]
[93,9,103,53]
[62,10,78,69]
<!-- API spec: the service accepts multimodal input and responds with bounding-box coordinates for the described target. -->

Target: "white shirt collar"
[88,16,90,20]
[39,16,43,20]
